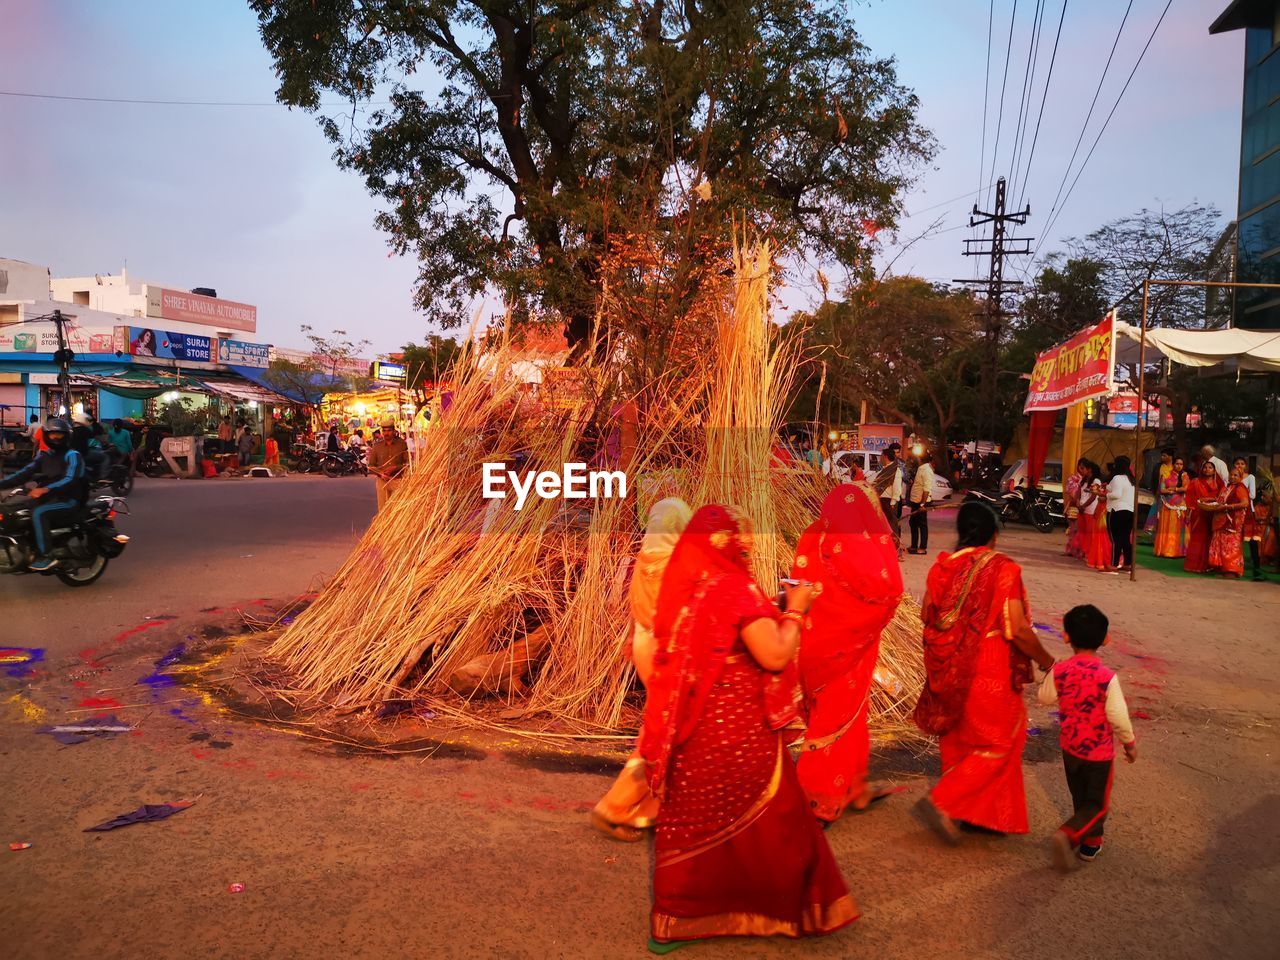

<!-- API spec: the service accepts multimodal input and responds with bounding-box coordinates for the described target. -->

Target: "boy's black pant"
[1061,751,1113,846]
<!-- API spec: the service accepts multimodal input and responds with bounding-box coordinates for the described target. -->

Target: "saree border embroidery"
[651,895,859,942]
[655,740,784,869]
[801,713,857,753]
[929,549,999,631]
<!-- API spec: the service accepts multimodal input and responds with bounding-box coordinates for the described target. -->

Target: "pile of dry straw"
[266,242,926,742]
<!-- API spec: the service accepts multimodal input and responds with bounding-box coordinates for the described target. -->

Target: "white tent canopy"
[1114,321,1280,373]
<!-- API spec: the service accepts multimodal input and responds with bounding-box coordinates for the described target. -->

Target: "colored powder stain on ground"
[6,693,48,724]
[110,622,168,645]
[0,647,46,678]
[77,697,122,710]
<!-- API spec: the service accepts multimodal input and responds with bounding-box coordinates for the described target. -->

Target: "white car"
[830,450,954,502]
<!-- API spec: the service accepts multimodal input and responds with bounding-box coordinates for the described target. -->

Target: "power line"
[1013,0,1069,210]
[976,0,996,279]
[984,0,1021,212]
[901,181,1000,220]
[0,89,386,108]
[1040,0,1134,233]
[1039,0,1174,247]
[1007,0,1047,205]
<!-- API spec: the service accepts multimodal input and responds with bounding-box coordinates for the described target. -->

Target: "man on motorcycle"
[0,418,87,570]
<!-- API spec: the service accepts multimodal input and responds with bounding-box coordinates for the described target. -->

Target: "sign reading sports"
[1023,312,1116,413]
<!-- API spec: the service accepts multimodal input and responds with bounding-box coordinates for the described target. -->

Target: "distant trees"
[787,277,979,458]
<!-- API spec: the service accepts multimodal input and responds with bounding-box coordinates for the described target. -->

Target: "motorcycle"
[321,447,368,478]
[137,448,170,479]
[90,449,134,496]
[0,490,130,586]
[290,444,324,474]
[964,485,1055,534]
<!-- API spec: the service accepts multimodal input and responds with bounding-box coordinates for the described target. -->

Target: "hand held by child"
[1123,741,1138,764]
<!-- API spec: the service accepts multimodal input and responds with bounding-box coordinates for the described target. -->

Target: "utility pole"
[952,177,1032,441]
[51,309,75,417]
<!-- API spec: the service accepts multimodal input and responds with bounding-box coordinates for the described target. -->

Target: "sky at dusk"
[0,0,1245,354]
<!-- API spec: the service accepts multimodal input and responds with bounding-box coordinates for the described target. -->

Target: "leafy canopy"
[251,0,933,339]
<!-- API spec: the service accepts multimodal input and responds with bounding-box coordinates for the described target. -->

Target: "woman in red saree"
[1078,459,1112,572]
[642,505,856,951]
[1207,466,1250,578]
[1184,461,1225,574]
[913,502,1056,841]
[791,483,903,823]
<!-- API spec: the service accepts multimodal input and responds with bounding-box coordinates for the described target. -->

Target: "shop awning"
[199,377,295,405]
[88,368,212,399]
[1114,322,1280,373]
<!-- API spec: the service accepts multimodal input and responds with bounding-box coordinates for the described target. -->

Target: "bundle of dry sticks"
[265,241,926,743]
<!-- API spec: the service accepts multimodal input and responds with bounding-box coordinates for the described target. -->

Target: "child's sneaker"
[1077,841,1103,862]
[1050,830,1076,872]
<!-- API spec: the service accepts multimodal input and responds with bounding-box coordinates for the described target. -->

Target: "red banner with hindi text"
[1023,312,1116,413]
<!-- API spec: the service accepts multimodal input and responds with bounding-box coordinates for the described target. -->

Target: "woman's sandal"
[590,807,644,843]
[648,938,692,954]
[849,783,904,814]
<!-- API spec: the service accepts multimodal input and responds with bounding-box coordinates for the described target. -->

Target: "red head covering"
[792,483,903,691]
[641,504,790,796]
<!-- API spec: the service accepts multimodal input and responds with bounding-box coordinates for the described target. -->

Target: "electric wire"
[1013,0,1069,211]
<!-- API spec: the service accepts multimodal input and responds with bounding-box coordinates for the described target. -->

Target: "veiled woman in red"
[1184,460,1225,574]
[642,505,856,951]
[791,483,903,823]
[1207,465,1250,578]
[913,502,1055,842]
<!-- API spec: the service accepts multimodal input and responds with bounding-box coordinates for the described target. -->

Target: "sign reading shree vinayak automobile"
[1023,312,1117,413]
[145,286,257,333]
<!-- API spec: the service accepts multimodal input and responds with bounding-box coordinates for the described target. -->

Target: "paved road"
[0,474,375,646]
[1,481,1276,960]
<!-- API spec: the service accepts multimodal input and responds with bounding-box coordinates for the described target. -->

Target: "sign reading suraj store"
[1024,311,1116,413]
[126,326,211,362]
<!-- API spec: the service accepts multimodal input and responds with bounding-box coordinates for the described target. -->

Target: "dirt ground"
[1,495,1276,960]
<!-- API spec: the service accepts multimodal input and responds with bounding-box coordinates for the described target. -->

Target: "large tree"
[251,0,932,346]
[787,276,980,460]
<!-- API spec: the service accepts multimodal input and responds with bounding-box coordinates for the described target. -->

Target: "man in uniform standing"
[367,419,409,510]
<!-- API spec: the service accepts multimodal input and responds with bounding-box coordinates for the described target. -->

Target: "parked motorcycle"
[964,485,1055,534]
[91,451,134,496]
[137,448,170,479]
[321,447,368,478]
[290,444,324,474]
[0,491,130,586]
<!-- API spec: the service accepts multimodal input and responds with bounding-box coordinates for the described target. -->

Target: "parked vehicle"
[321,448,368,478]
[290,443,324,474]
[137,448,170,478]
[1000,458,1154,513]
[964,485,1056,534]
[830,450,954,503]
[0,491,129,586]
[94,453,134,496]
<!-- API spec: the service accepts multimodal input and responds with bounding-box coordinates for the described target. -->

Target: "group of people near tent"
[1062,444,1277,581]
[593,484,1133,952]
[1148,446,1276,581]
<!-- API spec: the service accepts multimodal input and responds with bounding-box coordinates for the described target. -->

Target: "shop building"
[0,257,285,433]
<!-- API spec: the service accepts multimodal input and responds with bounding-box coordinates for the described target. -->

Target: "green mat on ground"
[1135,539,1280,583]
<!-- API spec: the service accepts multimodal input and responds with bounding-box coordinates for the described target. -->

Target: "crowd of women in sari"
[1064,449,1277,581]
[605,483,1076,952]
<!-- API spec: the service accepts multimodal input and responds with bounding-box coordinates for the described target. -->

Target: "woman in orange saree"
[1207,467,1250,578]
[642,505,856,951]
[1152,457,1189,558]
[913,502,1056,842]
[1184,461,1224,574]
[791,483,903,823]
[592,498,693,841]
